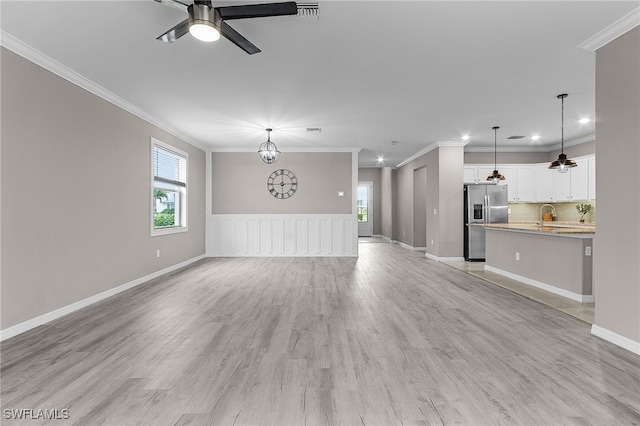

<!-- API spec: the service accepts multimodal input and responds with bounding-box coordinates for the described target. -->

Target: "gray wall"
[548,140,596,160]
[393,144,464,257]
[380,167,393,239]
[413,167,427,247]
[486,231,593,296]
[436,146,464,257]
[394,156,423,246]
[464,151,549,164]
[211,152,352,214]
[465,140,596,165]
[358,168,382,235]
[1,48,206,329]
[594,27,640,344]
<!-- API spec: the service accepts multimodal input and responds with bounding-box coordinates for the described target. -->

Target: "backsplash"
[508,201,596,223]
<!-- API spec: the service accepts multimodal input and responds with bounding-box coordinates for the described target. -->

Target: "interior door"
[357,182,373,237]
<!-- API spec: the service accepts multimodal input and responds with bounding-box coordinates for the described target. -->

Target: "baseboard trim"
[591,325,640,355]
[485,265,594,303]
[425,253,465,262]
[394,241,414,251]
[0,255,206,342]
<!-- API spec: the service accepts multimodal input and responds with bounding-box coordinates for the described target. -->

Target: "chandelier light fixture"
[549,93,577,173]
[257,128,280,164]
[487,126,506,182]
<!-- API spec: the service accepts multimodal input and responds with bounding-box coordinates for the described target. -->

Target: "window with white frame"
[151,139,188,236]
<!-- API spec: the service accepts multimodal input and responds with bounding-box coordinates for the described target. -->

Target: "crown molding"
[395,141,468,168]
[464,146,550,153]
[210,147,361,153]
[0,30,208,152]
[546,134,596,152]
[578,7,640,51]
[464,134,595,153]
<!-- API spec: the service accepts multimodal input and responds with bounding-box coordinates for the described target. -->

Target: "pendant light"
[549,93,577,173]
[487,126,506,182]
[257,128,280,164]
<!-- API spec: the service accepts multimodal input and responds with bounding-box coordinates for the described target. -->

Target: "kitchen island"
[481,222,595,303]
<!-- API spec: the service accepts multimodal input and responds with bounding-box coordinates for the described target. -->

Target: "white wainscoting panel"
[207,214,358,257]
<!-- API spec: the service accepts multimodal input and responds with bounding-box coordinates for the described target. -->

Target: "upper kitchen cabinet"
[589,157,596,200]
[553,157,590,201]
[463,166,478,183]
[535,165,556,201]
[465,154,595,203]
[512,166,536,202]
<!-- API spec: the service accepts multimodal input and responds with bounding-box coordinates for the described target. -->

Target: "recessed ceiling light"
[377,156,384,163]
[579,118,590,124]
[390,140,398,146]
[531,135,541,141]
[461,135,470,141]
[306,127,322,132]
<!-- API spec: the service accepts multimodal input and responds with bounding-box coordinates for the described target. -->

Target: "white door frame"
[357,181,373,237]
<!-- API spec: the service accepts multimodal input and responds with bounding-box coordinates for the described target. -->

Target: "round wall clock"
[267,169,297,199]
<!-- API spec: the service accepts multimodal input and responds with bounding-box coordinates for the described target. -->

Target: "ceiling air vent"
[507,135,525,139]
[290,2,320,22]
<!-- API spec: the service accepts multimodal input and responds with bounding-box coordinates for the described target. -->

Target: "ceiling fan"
[154,0,298,54]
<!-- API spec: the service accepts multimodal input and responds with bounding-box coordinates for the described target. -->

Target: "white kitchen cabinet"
[515,166,536,202]
[535,165,555,202]
[570,158,590,201]
[477,166,497,183]
[554,168,572,201]
[589,157,596,200]
[464,155,595,202]
[498,166,518,201]
[463,166,478,183]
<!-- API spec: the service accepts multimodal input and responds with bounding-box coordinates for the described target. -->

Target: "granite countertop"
[474,221,595,235]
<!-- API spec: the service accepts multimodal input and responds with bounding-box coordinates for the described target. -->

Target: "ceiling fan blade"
[219,21,261,55]
[157,18,190,43]
[216,1,298,20]
[153,0,188,13]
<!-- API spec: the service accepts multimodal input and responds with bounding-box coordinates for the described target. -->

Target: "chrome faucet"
[539,204,556,227]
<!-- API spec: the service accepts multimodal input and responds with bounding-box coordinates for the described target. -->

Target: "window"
[357,185,368,222]
[151,138,188,236]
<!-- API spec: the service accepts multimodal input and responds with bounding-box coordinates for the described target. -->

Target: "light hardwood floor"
[2,242,639,425]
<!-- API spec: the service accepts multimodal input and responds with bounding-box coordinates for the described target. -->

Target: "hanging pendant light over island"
[487,126,506,182]
[549,93,578,173]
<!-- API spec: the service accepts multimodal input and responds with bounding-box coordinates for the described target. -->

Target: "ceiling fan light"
[189,22,220,42]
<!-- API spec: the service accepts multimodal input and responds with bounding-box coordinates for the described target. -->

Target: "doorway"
[357,182,373,237]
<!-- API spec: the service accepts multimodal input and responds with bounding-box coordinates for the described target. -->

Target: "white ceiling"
[1,1,638,167]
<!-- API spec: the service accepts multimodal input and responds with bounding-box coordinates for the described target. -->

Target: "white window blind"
[153,145,186,187]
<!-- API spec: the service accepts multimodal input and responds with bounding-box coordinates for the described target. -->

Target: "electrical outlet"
[515,252,520,261]
[433,209,437,215]
[508,208,511,214]
[431,239,434,246]
[156,250,161,258]
[585,246,592,256]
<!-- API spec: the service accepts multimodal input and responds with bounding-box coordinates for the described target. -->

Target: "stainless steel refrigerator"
[464,184,508,261]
